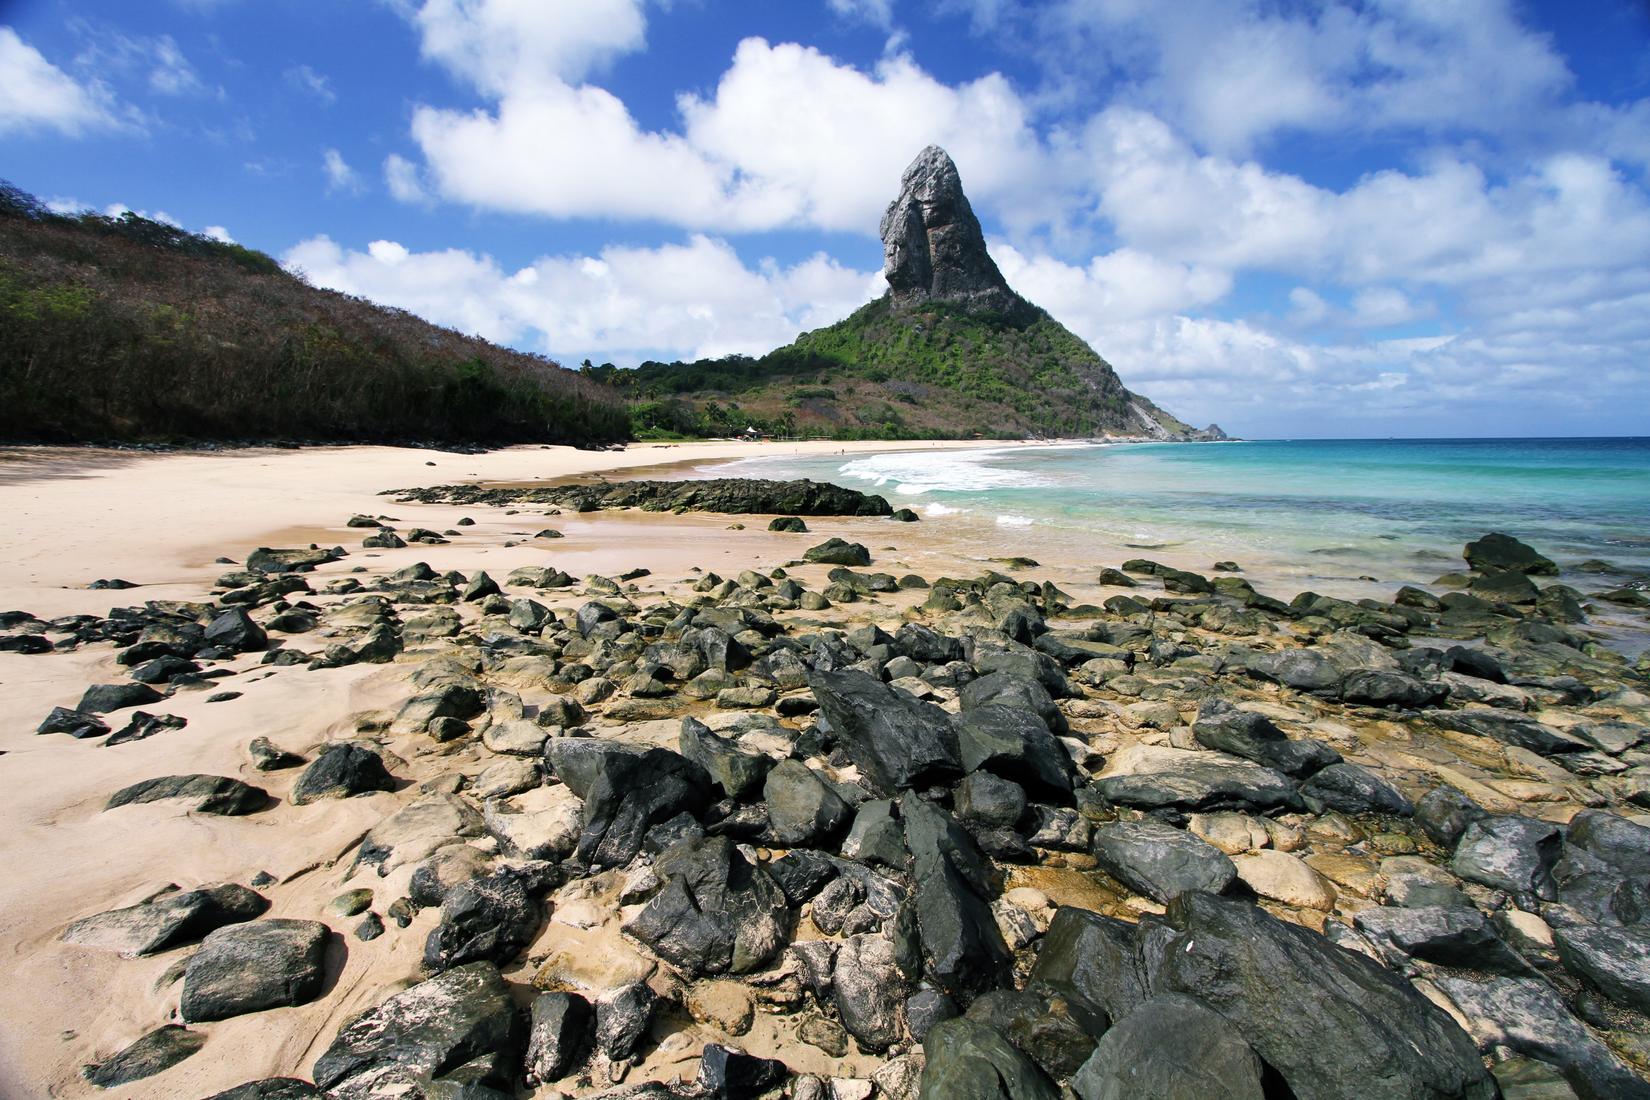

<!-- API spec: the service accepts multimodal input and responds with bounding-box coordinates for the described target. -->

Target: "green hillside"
[0,182,628,448]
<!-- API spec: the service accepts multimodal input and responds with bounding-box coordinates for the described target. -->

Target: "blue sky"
[3,0,1649,438]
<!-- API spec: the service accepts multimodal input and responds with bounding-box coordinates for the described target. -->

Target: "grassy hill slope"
[591,295,1196,441]
[0,183,628,448]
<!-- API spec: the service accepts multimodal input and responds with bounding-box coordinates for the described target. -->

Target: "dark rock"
[37,706,109,738]
[678,717,772,800]
[1464,533,1558,576]
[952,705,1073,798]
[804,537,871,566]
[180,918,330,1021]
[1070,994,1263,1100]
[623,836,790,977]
[901,793,1011,1001]
[1028,907,1153,1022]
[1300,762,1415,815]
[1094,755,1299,814]
[1426,708,1589,756]
[697,1043,788,1097]
[906,986,960,1043]
[422,868,543,973]
[1191,699,1340,777]
[764,759,851,846]
[1435,975,1650,1100]
[1555,925,1650,1014]
[104,710,187,746]
[130,655,200,684]
[1451,816,1563,900]
[203,607,269,652]
[570,744,712,868]
[1342,668,1447,708]
[809,668,961,796]
[881,145,1034,323]
[524,991,592,1085]
[1470,570,1540,604]
[1154,892,1495,1100]
[77,681,165,714]
[843,798,910,868]
[199,1079,323,1100]
[954,772,1026,829]
[248,736,304,771]
[768,516,808,533]
[1091,821,1236,903]
[834,933,908,1052]
[894,623,964,664]
[1354,906,1533,976]
[63,883,268,956]
[891,507,921,522]
[918,1017,1060,1100]
[1567,810,1650,877]
[964,988,1104,1081]
[1416,786,1486,847]
[766,850,838,905]
[247,547,342,574]
[105,774,268,815]
[1244,648,1343,693]
[595,980,656,1061]
[312,962,521,1097]
[291,743,396,805]
[82,1025,205,1088]
[396,477,892,518]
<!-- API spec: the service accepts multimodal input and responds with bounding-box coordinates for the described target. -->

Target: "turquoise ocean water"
[706,438,1650,586]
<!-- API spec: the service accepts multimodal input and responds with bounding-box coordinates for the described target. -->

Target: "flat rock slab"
[83,1025,204,1088]
[1092,821,1236,904]
[181,918,330,1021]
[63,883,268,956]
[105,774,269,816]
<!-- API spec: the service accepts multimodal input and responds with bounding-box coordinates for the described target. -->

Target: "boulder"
[63,883,268,956]
[524,991,592,1085]
[1070,994,1264,1100]
[697,1043,788,1098]
[810,669,961,795]
[623,836,791,977]
[952,705,1073,798]
[199,1078,323,1100]
[1415,786,1485,848]
[764,760,851,847]
[954,772,1027,830]
[1451,816,1563,900]
[1094,746,1299,814]
[180,919,330,1022]
[678,717,772,800]
[78,682,165,714]
[312,962,521,1098]
[1463,533,1558,576]
[1354,906,1532,976]
[1554,925,1650,1014]
[1091,821,1236,904]
[1027,907,1154,1025]
[962,988,1103,1081]
[1299,762,1414,816]
[356,794,486,875]
[422,868,544,973]
[569,745,712,868]
[1191,699,1340,777]
[595,980,656,1061]
[1425,708,1589,756]
[105,774,267,816]
[291,743,396,805]
[805,538,871,566]
[1244,649,1343,694]
[1566,810,1650,877]
[1231,850,1337,911]
[1436,975,1650,1100]
[203,608,268,652]
[918,1017,1059,1100]
[37,706,109,739]
[1153,892,1495,1100]
[901,793,1011,1000]
[834,933,908,1052]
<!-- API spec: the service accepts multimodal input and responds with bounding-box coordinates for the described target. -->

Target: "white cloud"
[71,24,206,99]
[0,27,120,136]
[828,0,897,30]
[284,64,334,105]
[406,0,647,95]
[323,148,363,194]
[383,153,429,204]
[282,234,881,363]
[202,224,234,243]
[992,242,1231,324]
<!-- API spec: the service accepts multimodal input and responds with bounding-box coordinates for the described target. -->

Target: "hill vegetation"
[0,182,628,448]
[585,295,1195,441]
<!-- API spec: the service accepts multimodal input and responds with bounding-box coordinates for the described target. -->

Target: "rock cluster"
[389,477,894,517]
[21,518,1650,1098]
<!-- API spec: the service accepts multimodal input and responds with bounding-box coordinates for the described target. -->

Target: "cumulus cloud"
[405,0,646,95]
[383,153,429,204]
[282,234,881,363]
[0,27,121,136]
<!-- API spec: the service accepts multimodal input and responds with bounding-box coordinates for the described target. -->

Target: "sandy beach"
[3,440,1648,1100]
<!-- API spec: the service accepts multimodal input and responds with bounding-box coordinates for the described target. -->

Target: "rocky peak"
[879,145,1033,321]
